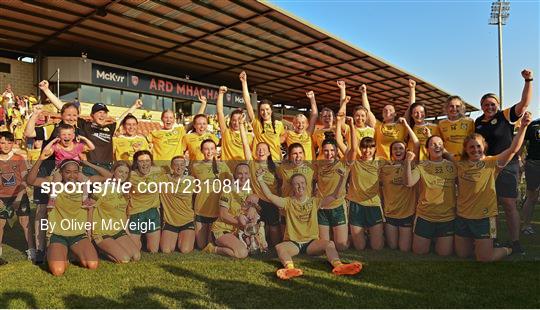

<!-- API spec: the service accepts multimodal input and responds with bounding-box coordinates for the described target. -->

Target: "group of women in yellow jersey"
[21,68,534,277]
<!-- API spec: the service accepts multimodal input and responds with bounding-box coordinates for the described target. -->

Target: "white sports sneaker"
[26,248,36,261]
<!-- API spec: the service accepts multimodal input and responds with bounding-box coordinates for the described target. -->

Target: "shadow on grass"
[0,291,38,308]
[62,286,202,308]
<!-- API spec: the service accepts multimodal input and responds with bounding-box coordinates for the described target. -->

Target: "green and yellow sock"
[331,259,343,268]
[284,261,295,269]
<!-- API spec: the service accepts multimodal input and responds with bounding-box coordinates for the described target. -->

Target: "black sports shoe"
[34,250,45,264]
[511,241,526,256]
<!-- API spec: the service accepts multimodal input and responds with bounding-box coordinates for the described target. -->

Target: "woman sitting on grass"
[205,163,260,258]
[257,170,361,280]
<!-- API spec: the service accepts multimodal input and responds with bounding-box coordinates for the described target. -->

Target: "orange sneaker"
[276,267,303,280]
[332,261,362,276]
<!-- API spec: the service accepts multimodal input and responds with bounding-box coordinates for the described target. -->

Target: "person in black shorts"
[474,69,533,254]
[521,117,540,235]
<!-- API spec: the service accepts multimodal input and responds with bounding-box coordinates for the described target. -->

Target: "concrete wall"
[0,57,36,96]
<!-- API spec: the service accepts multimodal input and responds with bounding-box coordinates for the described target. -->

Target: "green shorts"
[129,208,161,235]
[291,239,314,255]
[50,233,87,247]
[164,221,195,233]
[385,215,414,228]
[455,216,496,239]
[0,194,31,219]
[348,201,384,228]
[413,217,455,239]
[92,230,127,244]
[195,215,217,224]
[318,205,347,227]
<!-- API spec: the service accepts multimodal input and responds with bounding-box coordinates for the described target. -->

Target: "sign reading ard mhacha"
[92,63,244,106]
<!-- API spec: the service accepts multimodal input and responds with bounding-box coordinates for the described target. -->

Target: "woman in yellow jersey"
[312,81,349,160]
[379,119,419,252]
[346,84,377,146]
[454,113,531,262]
[369,83,412,160]
[404,136,456,256]
[149,110,186,166]
[113,114,150,162]
[191,139,233,249]
[205,163,259,258]
[159,156,195,254]
[257,172,361,280]
[437,96,475,160]
[285,91,318,161]
[128,150,162,252]
[216,86,253,170]
[313,137,350,251]
[403,80,440,161]
[338,116,384,251]
[278,143,314,199]
[240,71,286,161]
[182,114,219,162]
[27,154,109,276]
[239,114,282,247]
[91,161,140,263]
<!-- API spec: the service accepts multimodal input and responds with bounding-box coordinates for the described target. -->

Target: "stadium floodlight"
[489,0,510,107]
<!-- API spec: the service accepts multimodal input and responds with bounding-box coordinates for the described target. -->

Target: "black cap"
[91,103,109,114]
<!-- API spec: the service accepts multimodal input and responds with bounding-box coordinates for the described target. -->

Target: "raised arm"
[82,158,113,182]
[399,117,420,157]
[38,80,63,111]
[515,69,533,116]
[360,84,377,127]
[216,86,228,132]
[117,99,143,126]
[337,80,347,102]
[306,91,318,135]
[257,171,286,208]
[346,114,358,162]
[497,111,532,167]
[404,151,420,187]
[239,71,255,122]
[404,79,416,123]
[239,113,253,160]
[24,106,43,138]
[78,135,95,152]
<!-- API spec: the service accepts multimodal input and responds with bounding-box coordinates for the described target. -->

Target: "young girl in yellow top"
[454,112,532,262]
[437,96,475,160]
[216,86,253,170]
[191,139,233,249]
[285,91,318,161]
[258,171,361,280]
[240,71,286,161]
[159,156,196,254]
[205,163,259,258]
[378,118,419,252]
[277,143,314,198]
[239,114,282,247]
[182,114,219,161]
[404,135,457,256]
[91,161,140,263]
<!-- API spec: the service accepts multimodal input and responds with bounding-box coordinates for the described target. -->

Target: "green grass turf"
[1,203,539,308]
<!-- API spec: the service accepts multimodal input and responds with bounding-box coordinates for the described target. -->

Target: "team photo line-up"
[0,69,537,280]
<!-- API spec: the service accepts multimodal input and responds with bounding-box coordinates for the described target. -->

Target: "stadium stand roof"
[0,0,476,117]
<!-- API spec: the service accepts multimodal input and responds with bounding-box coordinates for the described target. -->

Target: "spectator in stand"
[1,84,14,111]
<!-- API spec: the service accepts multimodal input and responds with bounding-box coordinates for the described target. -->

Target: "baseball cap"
[91,102,109,114]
